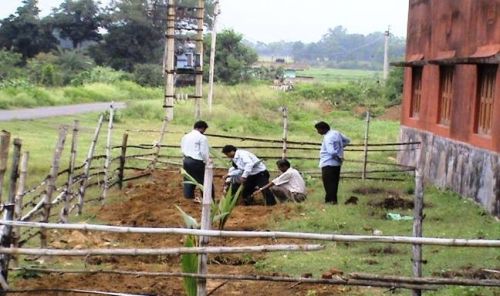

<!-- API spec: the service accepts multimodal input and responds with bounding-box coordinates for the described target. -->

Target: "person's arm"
[252,181,274,197]
[327,133,343,161]
[240,152,255,179]
[200,136,210,162]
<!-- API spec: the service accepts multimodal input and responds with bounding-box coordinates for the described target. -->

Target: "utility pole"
[164,0,176,121]
[383,27,390,82]
[207,0,220,113]
[194,0,205,120]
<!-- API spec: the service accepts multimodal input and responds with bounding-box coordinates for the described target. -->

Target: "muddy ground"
[13,169,356,296]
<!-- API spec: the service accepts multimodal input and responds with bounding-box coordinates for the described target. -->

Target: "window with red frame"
[411,67,423,118]
[475,65,497,135]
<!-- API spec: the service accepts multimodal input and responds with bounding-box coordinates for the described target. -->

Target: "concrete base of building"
[398,126,500,216]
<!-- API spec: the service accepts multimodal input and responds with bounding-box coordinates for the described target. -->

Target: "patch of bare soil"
[368,196,414,210]
[13,169,350,296]
[379,105,401,121]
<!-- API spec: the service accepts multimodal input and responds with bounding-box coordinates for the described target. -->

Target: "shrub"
[71,66,131,85]
[132,63,163,87]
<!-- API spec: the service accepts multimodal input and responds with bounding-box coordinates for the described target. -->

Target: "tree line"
[249,26,406,70]
[0,0,257,86]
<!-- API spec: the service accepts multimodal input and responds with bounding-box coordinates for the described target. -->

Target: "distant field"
[300,67,382,83]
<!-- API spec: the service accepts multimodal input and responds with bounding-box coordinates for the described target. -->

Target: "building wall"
[399,0,500,215]
[401,0,500,152]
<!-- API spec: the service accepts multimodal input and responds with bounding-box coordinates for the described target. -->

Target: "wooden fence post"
[12,151,28,265]
[101,105,114,201]
[412,165,424,296]
[362,111,370,180]
[61,120,79,223]
[197,160,213,296]
[41,126,68,248]
[0,131,11,204]
[281,106,288,160]
[78,114,104,215]
[118,133,128,190]
[0,138,21,292]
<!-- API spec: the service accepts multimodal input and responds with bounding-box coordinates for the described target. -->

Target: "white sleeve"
[272,171,291,186]
[200,136,210,162]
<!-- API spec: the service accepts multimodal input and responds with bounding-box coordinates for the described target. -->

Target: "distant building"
[397,0,499,215]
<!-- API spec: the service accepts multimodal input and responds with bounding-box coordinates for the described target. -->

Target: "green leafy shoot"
[212,184,244,230]
[175,205,199,229]
[181,234,198,296]
[181,168,204,191]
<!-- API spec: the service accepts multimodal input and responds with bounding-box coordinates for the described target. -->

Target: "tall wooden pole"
[152,0,176,170]
[101,105,114,201]
[197,160,213,296]
[383,27,390,82]
[194,0,205,120]
[78,114,104,215]
[0,131,11,204]
[41,126,68,248]
[281,106,288,159]
[362,111,370,180]
[207,0,220,113]
[118,133,128,190]
[61,120,79,223]
[0,138,21,291]
[412,141,424,296]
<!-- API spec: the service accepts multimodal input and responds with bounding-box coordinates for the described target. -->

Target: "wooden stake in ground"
[197,160,213,296]
[362,111,370,180]
[101,105,114,201]
[281,106,288,159]
[194,0,204,120]
[207,0,220,113]
[412,166,424,296]
[117,133,128,190]
[12,152,28,264]
[0,138,21,291]
[78,114,104,214]
[61,120,79,223]
[0,131,11,204]
[40,126,68,248]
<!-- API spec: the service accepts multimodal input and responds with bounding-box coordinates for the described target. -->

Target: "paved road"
[0,102,127,121]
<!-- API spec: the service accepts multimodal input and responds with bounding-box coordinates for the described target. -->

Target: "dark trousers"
[183,157,205,199]
[243,170,276,206]
[321,165,341,204]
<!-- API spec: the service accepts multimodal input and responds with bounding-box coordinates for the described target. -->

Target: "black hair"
[314,121,330,131]
[221,145,237,154]
[193,120,208,129]
[276,159,290,168]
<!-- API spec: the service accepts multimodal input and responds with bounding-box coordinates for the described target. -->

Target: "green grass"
[2,82,498,296]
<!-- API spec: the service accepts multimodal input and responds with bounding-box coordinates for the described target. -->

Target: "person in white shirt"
[315,121,350,204]
[181,121,210,201]
[221,145,276,206]
[254,159,307,203]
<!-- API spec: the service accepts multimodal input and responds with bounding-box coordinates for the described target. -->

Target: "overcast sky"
[0,0,409,43]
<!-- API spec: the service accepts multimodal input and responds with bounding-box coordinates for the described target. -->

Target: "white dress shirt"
[181,130,209,162]
[272,167,306,194]
[232,149,267,178]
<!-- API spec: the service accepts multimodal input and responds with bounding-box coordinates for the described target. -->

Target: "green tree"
[50,0,102,49]
[0,0,57,59]
[204,29,258,85]
[0,50,24,81]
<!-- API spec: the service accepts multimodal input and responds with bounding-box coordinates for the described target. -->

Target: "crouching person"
[254,159,307,203]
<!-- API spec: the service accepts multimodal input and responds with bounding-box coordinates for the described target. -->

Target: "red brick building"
[398,0,499,215]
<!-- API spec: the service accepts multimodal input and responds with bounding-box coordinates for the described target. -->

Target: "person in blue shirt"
[314,121,350,204]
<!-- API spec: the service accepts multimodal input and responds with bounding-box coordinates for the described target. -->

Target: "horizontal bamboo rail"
[4,221,500,247]
[12,268,499,288]
[3,288,148,295]
[0,244,323,256]
[9,268,444,291]
[135,144,418,152]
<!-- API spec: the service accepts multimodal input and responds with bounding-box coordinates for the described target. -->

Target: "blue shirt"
[319,130,350,168]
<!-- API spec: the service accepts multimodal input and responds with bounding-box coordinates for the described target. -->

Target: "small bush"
[71,66,132,85]
[133,64,163,87]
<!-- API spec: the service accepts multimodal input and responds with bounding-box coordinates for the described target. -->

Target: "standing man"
[221,145,276,206]
[181,120,210,202]
[254,159,307,203]
[315,121,350,204]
